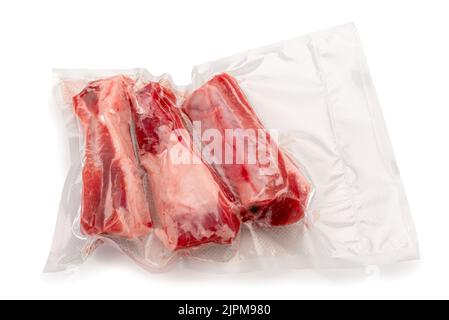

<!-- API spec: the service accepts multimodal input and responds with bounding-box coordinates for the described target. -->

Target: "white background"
[0,0,448,300]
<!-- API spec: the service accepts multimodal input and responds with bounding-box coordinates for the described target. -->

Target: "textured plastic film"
[45,23,418,273]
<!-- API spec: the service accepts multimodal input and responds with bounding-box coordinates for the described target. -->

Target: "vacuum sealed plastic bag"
[46,23,418,273]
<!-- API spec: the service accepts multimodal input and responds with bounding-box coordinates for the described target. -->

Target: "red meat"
[73,76,152,237]
[132,82,240,250]
[182,73,311,226]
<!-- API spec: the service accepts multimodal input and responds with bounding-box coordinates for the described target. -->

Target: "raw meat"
[182,73,311,226]
[73,76,152,237]
[132,82,240,250]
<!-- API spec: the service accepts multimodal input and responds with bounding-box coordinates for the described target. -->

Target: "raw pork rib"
[73,76,152,237]
[132,82,240,250]
[182,73,311,226]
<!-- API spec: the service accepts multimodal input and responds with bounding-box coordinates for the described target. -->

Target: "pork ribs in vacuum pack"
[73,73,310,248]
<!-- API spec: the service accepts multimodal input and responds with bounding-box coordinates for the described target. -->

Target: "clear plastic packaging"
[45,23,418,273]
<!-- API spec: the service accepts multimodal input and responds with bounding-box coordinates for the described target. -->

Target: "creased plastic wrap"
[45,23,418,273]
